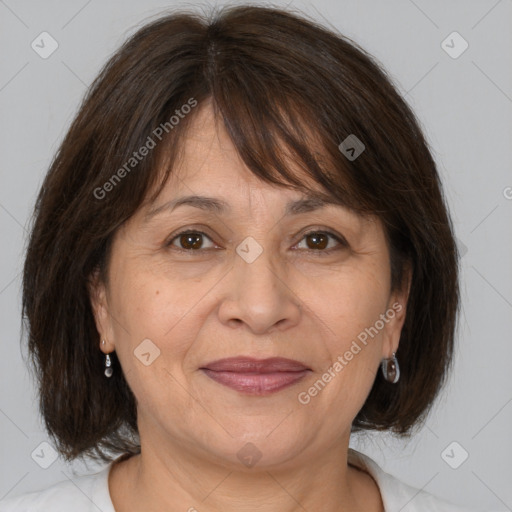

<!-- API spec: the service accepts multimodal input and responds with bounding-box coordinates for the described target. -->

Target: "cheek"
[109,254,210,339]
[298,260,390,404]
[107,256,218,381]
[105,264,201,419]
[307,260,390,344]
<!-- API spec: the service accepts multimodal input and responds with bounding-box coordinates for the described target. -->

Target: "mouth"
[199,357,312,396]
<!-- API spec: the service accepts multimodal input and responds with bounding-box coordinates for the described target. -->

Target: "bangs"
[149,87,371,218]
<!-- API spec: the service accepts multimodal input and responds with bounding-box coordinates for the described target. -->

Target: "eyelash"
[166,228,348,255]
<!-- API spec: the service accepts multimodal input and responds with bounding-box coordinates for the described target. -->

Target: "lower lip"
[201,369,310,395]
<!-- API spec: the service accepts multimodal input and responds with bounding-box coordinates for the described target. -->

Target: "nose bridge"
[236,237,279,292]
[218,236,301,334]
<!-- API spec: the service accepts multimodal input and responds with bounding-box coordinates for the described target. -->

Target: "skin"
[89,101,410,512]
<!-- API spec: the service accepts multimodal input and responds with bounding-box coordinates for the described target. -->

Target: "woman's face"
[91,103,409,469]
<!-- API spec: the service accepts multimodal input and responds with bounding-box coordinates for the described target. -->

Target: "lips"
[202,357,310,373]
[200,357,311,395]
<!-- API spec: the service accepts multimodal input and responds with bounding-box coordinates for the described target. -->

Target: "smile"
[200,357,311,395]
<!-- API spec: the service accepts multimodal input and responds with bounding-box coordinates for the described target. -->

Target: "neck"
[108,436,383,512]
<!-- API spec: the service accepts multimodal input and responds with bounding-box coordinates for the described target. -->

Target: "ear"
[87,267,115,353]
[381,263,412,358]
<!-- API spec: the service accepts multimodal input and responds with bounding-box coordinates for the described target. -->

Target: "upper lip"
[201,357,311,373]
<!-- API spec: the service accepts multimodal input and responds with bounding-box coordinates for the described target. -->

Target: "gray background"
[1,0,511,510]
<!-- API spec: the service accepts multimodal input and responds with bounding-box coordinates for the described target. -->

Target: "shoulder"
[348,448,480,512]
[0,465,114,512]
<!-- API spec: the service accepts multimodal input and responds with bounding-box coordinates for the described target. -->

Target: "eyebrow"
[143,193,342,222]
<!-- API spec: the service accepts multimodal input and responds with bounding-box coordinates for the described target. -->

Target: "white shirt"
[0,448,477,511]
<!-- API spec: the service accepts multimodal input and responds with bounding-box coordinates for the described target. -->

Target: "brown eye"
[295,230,346,252]
[168,231,215,251]
[305,232,329,250]
[179,233,203,250]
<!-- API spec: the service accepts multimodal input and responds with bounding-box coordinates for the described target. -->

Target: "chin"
[193,420,314,471]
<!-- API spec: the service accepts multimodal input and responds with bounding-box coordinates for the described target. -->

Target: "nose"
[217,242,302,335]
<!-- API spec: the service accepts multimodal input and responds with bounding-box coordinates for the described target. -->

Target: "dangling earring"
[104,353,113,378]
[381,352,399,383]
[101,339,113,378]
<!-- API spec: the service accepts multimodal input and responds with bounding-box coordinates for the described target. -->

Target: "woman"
[0,5,477,511]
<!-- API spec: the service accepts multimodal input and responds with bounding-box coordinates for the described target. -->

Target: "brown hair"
[22,4,459,462]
